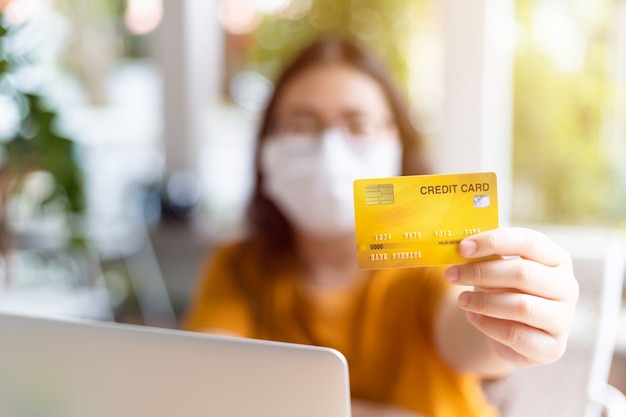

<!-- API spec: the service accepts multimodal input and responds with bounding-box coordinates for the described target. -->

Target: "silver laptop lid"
[0,313,351,417]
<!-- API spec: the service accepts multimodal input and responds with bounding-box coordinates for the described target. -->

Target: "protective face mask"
[260,128,402,238]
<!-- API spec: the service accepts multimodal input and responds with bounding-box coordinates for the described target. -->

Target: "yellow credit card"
[354,172,499,269]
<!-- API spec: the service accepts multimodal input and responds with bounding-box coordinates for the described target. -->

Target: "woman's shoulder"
[195,237,266,292]
[204,236,289,278]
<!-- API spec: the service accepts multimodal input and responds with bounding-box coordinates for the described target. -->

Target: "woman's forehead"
[274,63,392,117]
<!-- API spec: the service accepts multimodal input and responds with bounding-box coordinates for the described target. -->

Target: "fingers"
[446,227,579,303]
[464,311,567,366]
[459,227,571,268]
[445,258,577,301]
[458,290,573,337]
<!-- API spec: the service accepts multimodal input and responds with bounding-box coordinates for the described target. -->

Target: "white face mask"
[260,128,402,238]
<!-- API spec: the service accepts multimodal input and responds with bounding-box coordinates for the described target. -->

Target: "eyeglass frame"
[270,110,399,141]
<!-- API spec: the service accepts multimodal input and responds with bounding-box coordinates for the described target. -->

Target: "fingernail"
[466,311,477,322]
[458,292,470,308]
[459,240,477,257]
[445,266,458,283]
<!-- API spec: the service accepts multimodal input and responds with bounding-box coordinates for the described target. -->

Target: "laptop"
[0,312,351,417]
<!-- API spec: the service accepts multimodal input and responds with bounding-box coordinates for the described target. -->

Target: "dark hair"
[247,37,430,255]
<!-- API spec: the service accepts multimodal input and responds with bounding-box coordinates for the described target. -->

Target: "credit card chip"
[364,184,394,205]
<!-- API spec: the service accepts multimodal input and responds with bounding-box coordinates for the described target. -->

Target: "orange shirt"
[184,240,498,417]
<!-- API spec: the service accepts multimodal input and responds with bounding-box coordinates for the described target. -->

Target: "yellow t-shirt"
[184,240,498,417]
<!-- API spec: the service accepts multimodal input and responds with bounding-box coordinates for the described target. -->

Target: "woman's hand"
[444,227,579,367]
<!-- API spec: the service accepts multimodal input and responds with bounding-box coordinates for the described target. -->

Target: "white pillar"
[437,0,515,225]
[157,0,222,176]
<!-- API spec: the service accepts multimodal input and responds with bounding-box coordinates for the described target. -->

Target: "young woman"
[184,38,579,417]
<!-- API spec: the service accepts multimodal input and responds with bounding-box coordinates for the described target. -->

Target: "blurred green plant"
[0,15,84,235]
[2,93,84,213]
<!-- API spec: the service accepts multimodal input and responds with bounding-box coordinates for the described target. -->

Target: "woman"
[184,38,579,417]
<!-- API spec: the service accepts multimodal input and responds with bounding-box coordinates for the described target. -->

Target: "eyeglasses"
[274,113,397,140]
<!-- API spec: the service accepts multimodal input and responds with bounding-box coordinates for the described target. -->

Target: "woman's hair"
[247,37,430,255]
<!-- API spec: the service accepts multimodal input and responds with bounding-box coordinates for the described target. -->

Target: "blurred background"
[0,0,625,389]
